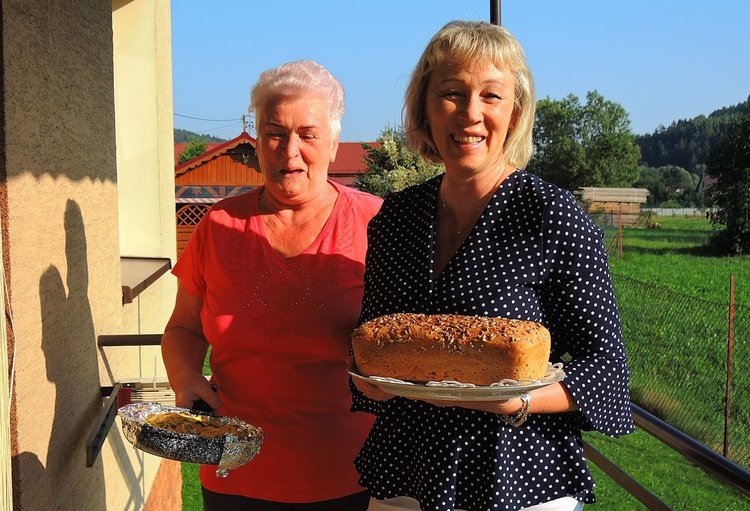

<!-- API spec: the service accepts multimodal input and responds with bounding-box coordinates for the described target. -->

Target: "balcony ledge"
[121,256,172,304]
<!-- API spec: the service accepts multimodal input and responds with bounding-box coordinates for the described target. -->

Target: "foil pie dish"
[118,402,264,477]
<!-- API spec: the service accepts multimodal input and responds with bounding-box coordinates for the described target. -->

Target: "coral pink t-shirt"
[173,181,382,502]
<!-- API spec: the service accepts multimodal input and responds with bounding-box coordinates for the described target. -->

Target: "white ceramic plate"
[350,363,565,401]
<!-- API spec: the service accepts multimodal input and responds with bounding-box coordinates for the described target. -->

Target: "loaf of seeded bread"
[352,313,551,385]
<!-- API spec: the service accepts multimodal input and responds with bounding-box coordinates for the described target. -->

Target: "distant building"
[696,172,718,199]
[575,187,650,226]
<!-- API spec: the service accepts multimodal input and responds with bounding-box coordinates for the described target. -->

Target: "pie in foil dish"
[118,402,264,477]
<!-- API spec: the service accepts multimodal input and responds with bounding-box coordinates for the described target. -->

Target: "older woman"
[162,60,382,510]
[351,21,634,511]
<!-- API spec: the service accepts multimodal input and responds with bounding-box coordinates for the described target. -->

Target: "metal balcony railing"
[92,334,750,509]
[585,404,750,510]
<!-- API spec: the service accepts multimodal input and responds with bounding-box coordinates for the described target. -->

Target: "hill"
[636,96,749,176]
[174,128,226,143]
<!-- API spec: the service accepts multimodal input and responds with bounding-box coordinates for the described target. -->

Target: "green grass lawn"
[591,214,750,510]
[179,214,750,510]
[181,462,202,510]
[606,215,750,304]
[585,429,749,510]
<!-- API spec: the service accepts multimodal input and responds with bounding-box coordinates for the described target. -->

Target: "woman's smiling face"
[425,59,516,176]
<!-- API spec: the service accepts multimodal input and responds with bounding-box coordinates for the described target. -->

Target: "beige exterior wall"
[114,0,176,258]
[1,0,177,509]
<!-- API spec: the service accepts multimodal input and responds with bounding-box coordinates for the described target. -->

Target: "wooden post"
[724,274,735,457]
[618,206,623,258]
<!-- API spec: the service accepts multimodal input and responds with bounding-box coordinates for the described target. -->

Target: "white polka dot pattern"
[352,171,635,511]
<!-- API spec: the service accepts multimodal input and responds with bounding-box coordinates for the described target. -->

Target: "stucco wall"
[114,0,176,258]
[1,0,176,509]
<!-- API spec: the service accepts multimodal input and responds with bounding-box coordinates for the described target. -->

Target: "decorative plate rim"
[350,362,565,401]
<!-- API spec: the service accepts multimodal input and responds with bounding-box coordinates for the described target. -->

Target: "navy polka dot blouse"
[352,171,635,511]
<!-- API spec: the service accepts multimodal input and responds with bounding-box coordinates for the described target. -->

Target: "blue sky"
[172,0,750,142]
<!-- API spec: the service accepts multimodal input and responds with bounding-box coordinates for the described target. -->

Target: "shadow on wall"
[11,200,143,509]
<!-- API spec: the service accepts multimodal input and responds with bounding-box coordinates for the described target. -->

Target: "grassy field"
[606,215,750,304]
[587,215,750,510]
[180,214,750,510]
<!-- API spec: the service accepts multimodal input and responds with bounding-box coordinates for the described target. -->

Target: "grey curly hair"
[250,60,345,139]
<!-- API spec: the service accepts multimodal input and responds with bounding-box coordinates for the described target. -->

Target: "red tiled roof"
[330,142,380,175]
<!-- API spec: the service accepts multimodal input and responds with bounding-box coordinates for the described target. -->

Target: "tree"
[706,112,750,255]
[178,139,207,164]
[527,91,641,191]
[580,91,642,187]
[634,166,667,205]
[174,128,225,143]
[526,95,585,189]
[355,127,444,197]
[635,165,699,206]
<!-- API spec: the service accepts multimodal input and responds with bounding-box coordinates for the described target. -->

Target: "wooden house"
[174,134,373,256]
[174,132,263,256]
[575,187,650,226]
[696,172,718,200]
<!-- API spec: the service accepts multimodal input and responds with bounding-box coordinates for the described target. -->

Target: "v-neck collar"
[250,180,342,263]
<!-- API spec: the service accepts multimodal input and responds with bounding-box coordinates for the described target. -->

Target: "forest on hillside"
[510,92,749,207]
[637,100,749,175]
[634,96,750,207]
[174,128,226,143]
[634,97,749,206]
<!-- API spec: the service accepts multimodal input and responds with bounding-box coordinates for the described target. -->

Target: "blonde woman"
[352,21,634,511]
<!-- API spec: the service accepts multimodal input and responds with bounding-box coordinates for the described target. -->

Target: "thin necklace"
[440,171,506,249]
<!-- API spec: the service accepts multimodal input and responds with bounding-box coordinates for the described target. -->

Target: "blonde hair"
[404,20,536,168]
[250,60,345,139]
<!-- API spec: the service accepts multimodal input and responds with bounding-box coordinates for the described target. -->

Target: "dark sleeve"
[540,191,635,437]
